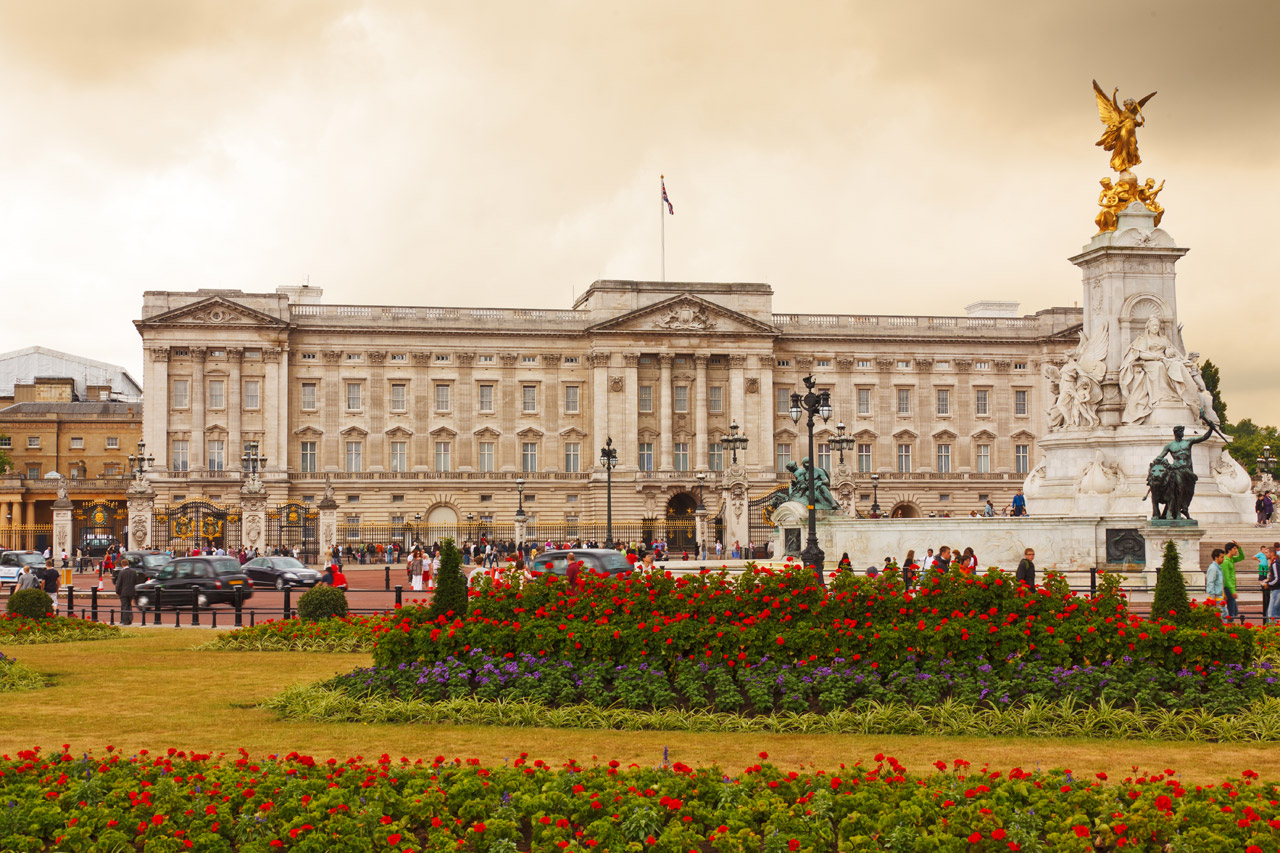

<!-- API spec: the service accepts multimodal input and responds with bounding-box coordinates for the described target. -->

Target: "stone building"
[133,281,1081,553]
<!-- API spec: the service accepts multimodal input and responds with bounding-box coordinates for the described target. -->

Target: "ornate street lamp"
[413,512,422,548]
[829,420,855,465]
[599,438,618,549]
[870,473,881,517]
[1258,445,1277,477]
[789,375,833,583]
[127,439,154,478]
[719,419,749,465]
[240,447,267,476]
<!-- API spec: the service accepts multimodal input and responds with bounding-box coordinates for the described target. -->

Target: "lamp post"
[240,446,267,477]
[599,437,618,549]
[127,440,154,478]
[829,421,855,465]
[412,512,422,549]
[1258,445,1277,477]
[789,375,833,584]
[719,419,749,465]
[870,473,881,517]
[514,477,527,550]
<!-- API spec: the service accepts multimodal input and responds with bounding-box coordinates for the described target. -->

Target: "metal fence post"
[90,586,98,623]
[1090,566,1097,597]
[384,565,391,591]
[394,584,402,607]
[190,588,201,626]
[234,588,243,628]
[249,610,255,628]
[283,585,292,620]
[65,585,75,616]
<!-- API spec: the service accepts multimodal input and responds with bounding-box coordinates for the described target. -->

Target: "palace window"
[897,360,911,369]
[171,440,189,472]
[817,443,831,472]
[70,437,83,449]
[522,355,537,364]
[0,436,10,449]
[776,387,790,415]
[300,382,316,410]
[776,359,791,368]
[244,380,260,410]
[638,385,653,413]
[975,389,990,416]
[708,442,724,471]
[299,441,316,473]
[817,359,831,368]
[346,382,362,411]
[478,384,494,412]
[521,441,538,472]
[976,444,991,474]
[638,443,654,471]
[708,386,723,413]
[478,441,495,473]
[564,356,580,365]
[390,383,407,412]
[857,388,871,415]
[976,361,991,370]
[434,441,451,472]
[674,386,689,413]
[522,385,537,413]
[345,441,362,473]
[776,443,792,470]
[1014,361,1028,371]
[857,443,872,473]
[673,442,690,471]
[897,443,912,473]
[208,380,225,409]
[1015,389,1028,416]
[390,353,407,362]
[565,385,580,413]
[172,379,189,409]
[1015,444,1030,474]
[208,440,226,471]
[106,436,119,449]
[937,444,951,473]
[390,441,407,473]
[564,442,580,473]
[856,359,872,369]
[435,384,450,412]
[936,388,950,415]
[897,388,911,415]
[478,354,494,364]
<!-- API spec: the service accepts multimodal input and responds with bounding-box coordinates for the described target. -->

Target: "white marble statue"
[1046,327,1106,430]
[1119,316,1202,424]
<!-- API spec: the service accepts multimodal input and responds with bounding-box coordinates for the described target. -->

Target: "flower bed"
[373,564,1252,673]
[320,650,1280,716]
[0,614,122,645]
[198,614,384,653]
[2,746,1279,852]
[0,652,45,692]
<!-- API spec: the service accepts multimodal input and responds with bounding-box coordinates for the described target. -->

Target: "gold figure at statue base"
[1095,172,1165,233]
[1091,80,1165,233]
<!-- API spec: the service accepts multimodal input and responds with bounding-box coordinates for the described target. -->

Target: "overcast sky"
[2,0,1277,421]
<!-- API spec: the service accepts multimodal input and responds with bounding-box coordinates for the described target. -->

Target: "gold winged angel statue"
[1093,80,1157,173]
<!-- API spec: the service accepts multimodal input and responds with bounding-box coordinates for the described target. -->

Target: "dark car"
[80,535,119,560]
[121,550,173,580]
[242,556,322,589]
[133,556,254,610]
[529,549,635,579]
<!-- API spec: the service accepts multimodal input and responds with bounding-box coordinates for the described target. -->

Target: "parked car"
[0,551,48,589]
[80,535,119,560]
[529,549,635,579]
[120,551,173,580]
[133,556,254,610]
[242,556,322,589]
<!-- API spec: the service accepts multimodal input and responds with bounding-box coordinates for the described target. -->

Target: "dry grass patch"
[0,630,1268,784]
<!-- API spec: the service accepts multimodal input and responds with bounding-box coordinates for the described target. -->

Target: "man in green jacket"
[1221,541,1242,621]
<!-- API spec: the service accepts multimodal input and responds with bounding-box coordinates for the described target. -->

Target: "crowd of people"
[1206,540,1280,624]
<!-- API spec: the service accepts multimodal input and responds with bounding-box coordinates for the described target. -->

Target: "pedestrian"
[638,551,655,571]
[60,549,69,568]
[1257,494,1269,527]
[320,564,335,586]
[115,556,138,626]
[16,564,38,590]
[1265,542,1280,624]
[929,546,952,571]
[41,560,60,614]
[565,551,582,588]
[983,500,996,518]
[838,552,852,570]
[409,548,424,592]
[1015,548,1036,587]
[1255,544,1274,624]
[960,547,978,570]
[1206,548,1226,619]
[901,550,919,588]
[1221,541,1242,621]
[1011,488,1027,517]
[330,564,349,591]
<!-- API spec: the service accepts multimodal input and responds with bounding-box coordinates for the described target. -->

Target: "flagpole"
[660,174,665,282]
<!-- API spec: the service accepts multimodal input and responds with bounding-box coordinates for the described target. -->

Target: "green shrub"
[296,585,348,622]
[427,538,467,620]
[1152,539,1192,624]
[6,588,53,620]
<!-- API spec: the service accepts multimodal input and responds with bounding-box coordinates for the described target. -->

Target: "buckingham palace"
[133,280,1081,551]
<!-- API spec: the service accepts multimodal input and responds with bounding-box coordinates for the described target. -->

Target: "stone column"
[321,350,342,471]
[622,354,640,472]
[590,352,610,469]
[499,352,518,470]
[52,495,73,563]
[190,347,207,470]
[728,354,746,431]
[240,480,268,554]
[146,347,170,468]
[264,347,286,473]
[543,355,562,471]
[456,352,475,470]
[721,463,750,555]
[694,355,709,471]
[126,477,156,551]
[317,486,339,559]
[228,347,243,466]
[694,506,708,558]
[658,354,674,470]
[24,499,35,550]
[756,356,774,472]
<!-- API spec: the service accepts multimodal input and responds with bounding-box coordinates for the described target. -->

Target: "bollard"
[211,608,218,629]
[394,584,402,607]
[139,607,145,627]
[234,588,243,628]
[283,585,292,621]
[109,609,115,626]
[250,609,255,628]
[90,586,98,623]
[1090,566,1097,597]
[191,588,201,626]
[65,585,75,615]
[384,565,391,591]
[173,608,180,628]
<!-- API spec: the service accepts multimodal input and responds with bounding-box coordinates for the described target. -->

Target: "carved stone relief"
[609,376,624,392]
[744,377,760,394]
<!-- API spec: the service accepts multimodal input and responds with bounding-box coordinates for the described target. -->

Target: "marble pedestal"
[1141,520,1206,588]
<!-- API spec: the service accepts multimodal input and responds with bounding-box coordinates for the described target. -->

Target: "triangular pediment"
[589,294,776,335]
[136,296,290,329]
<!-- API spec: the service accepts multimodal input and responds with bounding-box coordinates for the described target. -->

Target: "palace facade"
[134,281,1081,548]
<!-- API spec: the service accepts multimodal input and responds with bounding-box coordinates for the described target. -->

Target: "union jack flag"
[662,177,674,215]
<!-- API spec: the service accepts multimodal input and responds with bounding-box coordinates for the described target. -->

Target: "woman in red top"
[330,564,349,591]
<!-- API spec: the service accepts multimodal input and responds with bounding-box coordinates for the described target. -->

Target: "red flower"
[1073,825,1090,838]
[968,831,982,843]
[387,833,402,845]
[992,828,1006,840]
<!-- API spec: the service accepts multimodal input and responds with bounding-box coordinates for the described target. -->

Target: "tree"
[427,538,468,621]
[1200,359,1228,427]
[0,434,11,474]
[1151,540,1191,625]
[1224,418,1280,478]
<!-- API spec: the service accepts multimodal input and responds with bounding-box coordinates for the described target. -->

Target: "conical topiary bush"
[1151,539,1191,624]
[428,538,468,620]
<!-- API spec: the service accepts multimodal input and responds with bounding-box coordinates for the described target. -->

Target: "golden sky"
[2,0,1277,421]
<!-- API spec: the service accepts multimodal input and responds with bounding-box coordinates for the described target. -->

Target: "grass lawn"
[0,629,1269,784]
